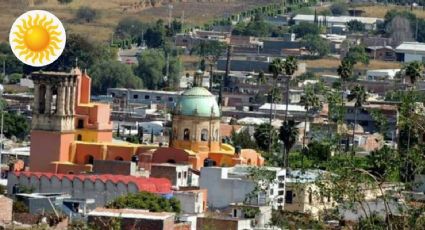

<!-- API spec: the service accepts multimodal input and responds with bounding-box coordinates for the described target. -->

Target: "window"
[156,96,161,101]
[144,95,150,99]
[285,190,293,204]
[115,156,124,161]
[38,84,46,114]
[110,92,115,97]
[133,94,139,99]
[77,119,84,129]
[77,134,82,141]
[85,155,94,165]
[178,172,182,179]
[308,191,312,204]
[270,189,274,195]
[201,129,208,141]
[233,209,237,218]
[168,97,173,102]
[278,183,284,188]
[278,190,284,196]
[183,129,190,140]
[184,172,187,178]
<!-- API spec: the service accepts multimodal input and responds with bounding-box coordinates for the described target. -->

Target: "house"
[199,166,286,209]
[107,88,182,108]
[364,69,401,81]
[197,204,274,230]
[395,42,425,62]
[150,163,195,188]
[284,169,336,219]
[262,39,301,56]
[173,188,207,214]
[293,14,383,31]
[87,208,190,230]
[366,46,396,61]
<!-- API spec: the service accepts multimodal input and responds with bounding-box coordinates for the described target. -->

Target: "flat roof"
[293,14,382,24]
[88,208,174,220]
[395,42,425,53]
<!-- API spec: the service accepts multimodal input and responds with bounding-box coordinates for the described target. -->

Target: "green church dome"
[174,87,220,118]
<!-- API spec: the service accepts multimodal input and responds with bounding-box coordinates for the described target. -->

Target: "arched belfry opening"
[31,72,78,132]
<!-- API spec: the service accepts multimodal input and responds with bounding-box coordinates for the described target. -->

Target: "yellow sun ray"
[38,52,44,63]
[44,50,50,61]
[43,18,53,28]
[27,15,32,27]
[13,38,23,44]
[19,49,30,56]
[34,14,40,26]
[16,25,25,34]
[25,52,34,61]
[32,52,39,63]
[50,41,60,49]
[39,15,47,25]
[48,46,56,57]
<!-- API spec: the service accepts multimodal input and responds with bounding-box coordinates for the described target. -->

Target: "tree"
[191,40,226,90]
[387,15,414,45]
[90,60,142,94]
[76,6,98,23]
[282,56,298,122]
[347,85,367,152]
[337,59,353,105]
[345,46,370,65]
[300,86,320,167]
[135,50,165,90]
[254,123,277,152]
[347,20,365,32]
[267,59,283,155]
[144,20,166,48]
[279,120,299,167]
[301,34,330,57]
[231,128,257,149]
[115,17,149,43]
[0,42,24,75]
[330,2,348,16]
[3,112,29,140]
[403,61,423,87]
[106,191,181,213]
[291,22,320,38]
[134,49,182,90]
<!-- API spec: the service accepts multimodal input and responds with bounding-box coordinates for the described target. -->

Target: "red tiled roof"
[14,172,172,194]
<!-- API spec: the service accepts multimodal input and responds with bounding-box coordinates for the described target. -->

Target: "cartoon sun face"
[9,10,66,67]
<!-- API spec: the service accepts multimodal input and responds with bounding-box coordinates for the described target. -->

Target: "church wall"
[105,145,136,161]
[74,144,104,165]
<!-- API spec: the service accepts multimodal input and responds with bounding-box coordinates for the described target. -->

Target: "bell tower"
[29,71,78,172]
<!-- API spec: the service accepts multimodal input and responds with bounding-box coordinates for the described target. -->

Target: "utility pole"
[0,111,4,177]
[168,4,173,29]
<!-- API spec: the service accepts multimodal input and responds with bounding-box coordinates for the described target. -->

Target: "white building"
[199,165,286,209]
[395,42,425,62]
[107,88,182,107]
[293,14,383,30]
[365,69,401,81]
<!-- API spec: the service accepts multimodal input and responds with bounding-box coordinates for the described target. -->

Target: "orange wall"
[30,131,74,172]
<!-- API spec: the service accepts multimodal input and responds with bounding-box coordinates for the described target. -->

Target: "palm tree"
[257,71,266,86]
[268,58,284,156]
[347,85,367,152]
[300,86,320,168]
[279,120,299,168]
[282,56,298,122]
[403,61,424,89]
[337,59,353,106]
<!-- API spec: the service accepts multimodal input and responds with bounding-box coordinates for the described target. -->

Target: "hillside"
[0,0,278,43]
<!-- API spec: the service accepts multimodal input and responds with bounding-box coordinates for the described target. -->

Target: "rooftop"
[88,208,175,220]
[293,14,382,24]
[395,42,425,52]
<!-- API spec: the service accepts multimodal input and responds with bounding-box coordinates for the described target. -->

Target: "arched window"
[77,134,82,141]
[51,87,58,114]
[201,129,208,141]
[115,156,124,161]
[167,159,176,164]
[38,84,46,114]
[68,171,74,175]
[183,129,190,140]
[247,159,252,165]
[85,155,94,165]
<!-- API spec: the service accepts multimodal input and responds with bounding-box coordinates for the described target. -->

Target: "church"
[29,68,263,174]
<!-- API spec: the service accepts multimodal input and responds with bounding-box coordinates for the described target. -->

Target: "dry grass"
[355,5,425,19]
[0,0,277,43]
[304,58,401,70]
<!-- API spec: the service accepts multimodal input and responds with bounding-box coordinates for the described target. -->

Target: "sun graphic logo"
[9,10,66,67]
